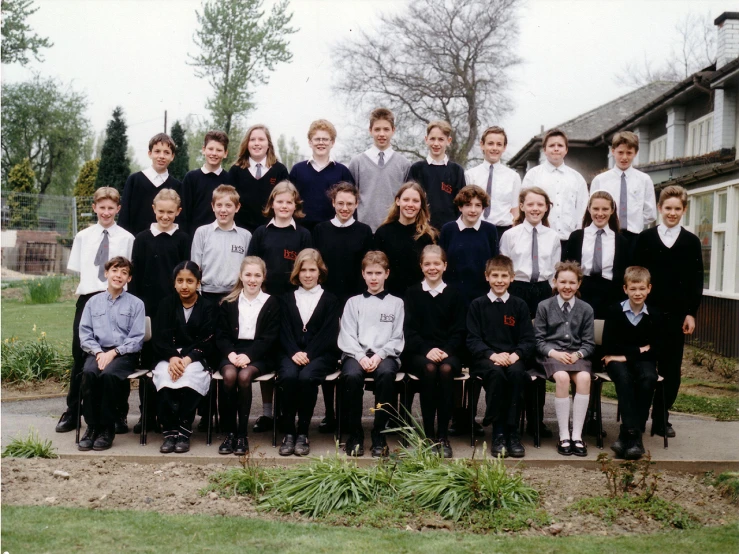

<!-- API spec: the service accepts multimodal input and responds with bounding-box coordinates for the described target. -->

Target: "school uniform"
[534,296,595,378]
[247,219,312,296]
[278,286,341,436]
[289,159,355,231]
[407,156,466,230]
[191,221,252,294]
[118,168,182,236]
[465,160,522,242]
[179,166,232,234]
[228,162,289,233]
[373,220,435,299]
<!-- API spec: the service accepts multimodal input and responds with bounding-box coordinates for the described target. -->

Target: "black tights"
[414,356,456,439]
[220,364,260,437]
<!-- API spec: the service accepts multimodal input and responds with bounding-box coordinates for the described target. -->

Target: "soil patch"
[2,379,68,401]
[683,346,738,386]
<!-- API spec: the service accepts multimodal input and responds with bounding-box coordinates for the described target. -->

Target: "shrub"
[2,429,58,459]
[23,276,63,304]
[1,330,71,384]
[203,452,273,498]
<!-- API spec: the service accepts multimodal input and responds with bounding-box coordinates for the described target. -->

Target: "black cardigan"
[279,290,341,360]
[403,283,466,357]
[216,295,281,361]
[151,294,216,365]
[564,228,629,286]
[601,301,662,363]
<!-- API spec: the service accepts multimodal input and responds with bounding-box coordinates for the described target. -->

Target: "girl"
[534,261,595,457]
[229,124,289,233]
[216,257,280,455]
[374,181,437,298]
[439,185,499,306]
[564,191,628,319]
[277,249,341,456]
[403,245,466,458]
[151,262,215,454]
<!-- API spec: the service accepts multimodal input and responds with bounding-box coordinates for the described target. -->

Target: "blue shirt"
[621,299,649,326]
[80,290,145,355]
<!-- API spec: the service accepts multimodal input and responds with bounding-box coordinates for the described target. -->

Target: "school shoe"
[571,439,588,457]
[370,432,388,458]
[234,436,249,456]
[93,427,115,451]
[115,416,129,434]
[318,417,335,434]
[491,434,508,458]
[345,434,364,457]
[610,425,628,458]
[279,434,296,456]
[651,421,676,438]
[56,411,77,433]
[78,426,97,451]
[295,435,310,456]
[253,416,273,433]
[160,435,177,454]
[175,435,190,453]
[557,439,572,456]
[507,432,526,458]
[623,430,643,460]
[218,433,235,455]
[526,423,553,439]
[438,437,453,459]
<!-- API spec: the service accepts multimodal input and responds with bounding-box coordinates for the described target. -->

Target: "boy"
[56,187,135,434]
[191,185,252,305]
[590,131,657,248]
[348,108,412,232]
[522,129,588,253]
[632,185,702,438]
[407,120,466,230]
[118,133,181,236]
[78,256,145,451]
[289,119,354,231]
[180,130,232,234]
[338,251,405,457]
[466,255,535,458]
[465,126,522,242]
[602,266,661,460]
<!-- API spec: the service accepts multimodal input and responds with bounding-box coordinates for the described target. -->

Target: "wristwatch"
[575,351,583,359]
[114,348,121,356]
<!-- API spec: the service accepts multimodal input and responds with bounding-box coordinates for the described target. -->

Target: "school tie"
[484,164,494,218]
[495,298,503,303]
[563,301,570,316]
[530,227,539,283]
[378,151,385,167]
[592,229,604,278]
[94,229,109,282]
[256,163,263,179]
[619,172,628,231]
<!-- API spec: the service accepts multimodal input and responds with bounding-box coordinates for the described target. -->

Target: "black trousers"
[81,353,137,427]
[278,354,335,435]
[606,360,658,432]
[66,292,102,411]
[472,359,527,430]
[652,313,686,425]
[341,357,398,440]
[157,387,203,438]
[410,354,461,438]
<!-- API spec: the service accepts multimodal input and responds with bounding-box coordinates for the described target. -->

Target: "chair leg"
[662,384,668,449]
[534,382,540,449]
[206,379,213,446]
[336,376,343,445]
[469,379,476,448]
[272,380,278,448]
[75,374,82,444]
[596,380,604,449]
[140,377,147,446]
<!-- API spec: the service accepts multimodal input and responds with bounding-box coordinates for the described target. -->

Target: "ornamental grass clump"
[2,429,58,459]
[1,330,71,384]
[24,276,63,304]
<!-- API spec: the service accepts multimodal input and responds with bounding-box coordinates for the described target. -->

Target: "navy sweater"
[228,163,289,232]
[289,161,355,226]
[180,169,232,234]
[466,294,535,362]
[374,220,435,299]
[407,161,466,230]
[602,301,662,362]
[246,224,312,296]
[118,172,182,236]
[403,282,466,358]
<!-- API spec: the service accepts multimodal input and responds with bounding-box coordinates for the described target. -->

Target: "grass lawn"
[2,506,737,553]
[1,299,75,345]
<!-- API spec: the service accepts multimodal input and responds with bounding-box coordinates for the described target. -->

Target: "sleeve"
[515,305,536,361]
[118,298,146,355]
[455,164,466,192]
[575,174,589,231]
[180,232,192,264]
[246,227,262,256]
[337,298,366,360]
[466,301,493,359]
[578,305,596,358]
[79,301,101,354]
[191,227,205,267]
[590,174,602,193]
[408,162,422,184]
[439,225,451,253]
[642,175,657,227]
[243,298,281,362]
[521,167,536,188]
[341,164,355,185]
[117,175,135,233]
[376,299,404,360]
[564,231,580,263]
[487,225,499,257]
[403,291,432,356]
[348,156,360,186]
[151,298,180,361]
[498,229,511,258]
[216,302,236,357]
[511,171,523,207]
[552,237,562,269]
[122,232,134,259]
[687,235,704,317]
[300,227,312,250]
[305,295,341,361]
[602,306,639,360]
[373,225,387,253]
[279,296,301,357]
[534,302,558,357]
[180,300,216,364]
[441,292,467,355]
[67,232,83,273]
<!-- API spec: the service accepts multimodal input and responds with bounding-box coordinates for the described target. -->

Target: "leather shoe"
[174,435,190,453]
[438,437,453,459]
[318,417,335,434]
[78,426,97,451]
[571,439,587,457]
[56,411,77,433]
[557,439,572,456]
[507,432,526,458]
[370,433,388,458]
[234,436,249,455]
[294,434,310,456]
[93,427,114,451]
[345,434,364,457]
[624,430,643,460]
[651,422,675,438]
[160,435,177,454]
[279,434,296,456]
[526,423,553,439]
[491,434,507,458]
[218,433,235,455]
[253,416,273,433]
[115,417,129,434]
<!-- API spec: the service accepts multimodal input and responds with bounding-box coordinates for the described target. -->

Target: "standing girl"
[534,261,595,457]
[216,257,281,455]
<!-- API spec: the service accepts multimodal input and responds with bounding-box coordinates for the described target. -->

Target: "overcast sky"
[1,0,727,170]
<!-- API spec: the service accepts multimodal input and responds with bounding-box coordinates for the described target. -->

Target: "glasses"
[311,137,332,144]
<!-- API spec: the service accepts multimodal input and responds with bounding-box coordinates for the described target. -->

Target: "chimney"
[715,12,739,68]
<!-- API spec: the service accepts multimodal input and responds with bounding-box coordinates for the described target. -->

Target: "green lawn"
[1,299,75,345]
[2,506,737,554]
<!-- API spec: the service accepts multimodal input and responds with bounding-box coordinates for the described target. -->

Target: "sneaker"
[115,417,129,434]
[160,435,177,454]
[295,434,310,456]
[253,416,273,433]
[92,427,114,451]
[78,426,97,451]
[507,432,525,458]
[56,411,77,433]
[174,435,190,453]
[318,417,336,434]
[571,439,588,457]
[279,434,296,456]
[557,439,572,456]
[370,433,388,458]
[218,433,235,455]
[234,436,249,456]
[439,437,453,459]
[491,434,507,458]
[345,434,364,457]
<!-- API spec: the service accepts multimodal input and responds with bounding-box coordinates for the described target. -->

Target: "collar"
[556,295,576,309]
[249,157,268,169]
[456,216,482,231]
[309,155,334,166]
[296,285,322,296]
[95,223,118,234]
[240,290,269,304]
[330,216,355,227]
[201,165,223,175]
[210,220,236,231]
[267,217,297,229]
[487,290,510,303]
[143,166,169,183]
[368,145,393,159]
[422,280,447,294]
[622,299,649,316]
[585,222,614,237]
[363,290,389,300]
[522,220,542,233]
[105,290,126,302]
[543,160,566,173]
[426,155,448,166]
[150,222,179,236]
[658,223,681,236]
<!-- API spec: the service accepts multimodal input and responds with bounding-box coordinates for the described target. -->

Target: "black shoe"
[585,418,606,437]
[160,435,177,454]
[491,434,507,458]
[279,434,295,456]
[526,423,553,439]
[295,434,310,456]
[651,422,676,438]
[557,439,573,456]
[507,432,526,458]
[174,435,190,453]
[571,439,587,457]
[345,434,364,457]
[56,411,77,433]
[234,436,249,455]
[623,430,642,460]
[93,427,114,451]
[318,417,335,434]
[115,417,129,434]
[78,426,97,451]
[370,433,388,458]
[447,416,464,436]
[253,416,273,433]
[197,416,210,433]
[610,437,626,458]
[218,433,235,455]
[439,437,453,459]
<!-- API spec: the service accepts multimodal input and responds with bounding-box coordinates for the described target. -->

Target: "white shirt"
[522,161,589,240]
[149,222,179,237]
[295,285,324,326]
[426,155,448,166]
[248,157,270,178]
[590,166,657,233]
[622,299,649,326]
[422,280,447,297]
[499,220,561,283]
[366,145,394,166]
[201,165,223,175]
[556,295,576,310]
[142,167,169,187]
[309,156,334,172]
[267,217,297,229]
[657,223,681,248]
[456,216,482,231]
[465,161,522,227]
[210,220,236,232]
[330,216,355,228]
[68,223,135,295]
[237,290,270,340]
[487,291,510,303]
[581,224,615,280]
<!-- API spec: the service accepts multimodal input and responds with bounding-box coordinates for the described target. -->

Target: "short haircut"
[480,126,508,146]
[658,185,688,208]
[105,256,132,274]
[543,128,568,149]
[153,188,182,207]
[92,186,120,205]
[485,255,514,276]
[361,250,389,271]
[308,119,337,141]
[454,185,490,209]
[212,184,240,205]
[149,133,176,153]
[420,244,447,264]
[262,180,305,219]
[369,107,395,129]
[204,130,229,151]
[554,260,583,282]
[514,186,552,226]
[289,248,328,286]
[426,120,452,137]
[327,181,359,202]
[172,260,202,283]
[611,131,639,152]
[624,265,651,286]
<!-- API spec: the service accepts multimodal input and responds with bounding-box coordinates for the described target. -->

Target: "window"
[687,113,714,157]
[694,193,713,289]
[649,134,667,162]
[718,192,727,224]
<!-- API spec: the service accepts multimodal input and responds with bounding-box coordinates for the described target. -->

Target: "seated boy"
[466,255,535,458]
[78,257,145,451]
[602,266,661,460]
[407,120,466,229]
[338,251,405,457]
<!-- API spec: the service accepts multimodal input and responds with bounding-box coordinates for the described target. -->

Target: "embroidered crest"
[503,315,516,326]
[380,313,395,323]
[441,182,453,194]
[283,249,297,260]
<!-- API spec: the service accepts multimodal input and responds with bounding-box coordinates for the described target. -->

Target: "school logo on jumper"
[503,315,516,326]
[283,249,297,260]
[380,314,395,323]
[441,182,453,194]
[270,178,277,185]
[231,245,245,254]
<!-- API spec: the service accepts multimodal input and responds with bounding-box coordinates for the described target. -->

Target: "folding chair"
[406,370,470,444]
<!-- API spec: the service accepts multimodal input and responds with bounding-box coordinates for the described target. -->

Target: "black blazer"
[151,293,216,365]
[279,290,341,360]
[565,228,629,286]
[216,295,281,362]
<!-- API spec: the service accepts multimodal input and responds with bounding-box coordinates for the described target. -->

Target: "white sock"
[571,393,590,441]
[554,397,571,441]
[263,402,273,418]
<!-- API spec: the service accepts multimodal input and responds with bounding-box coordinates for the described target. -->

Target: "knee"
[553,372,569,385]
[237,371,253,389]
[438,363,454,380]
[577,372,591,386]
[423,362,438,379]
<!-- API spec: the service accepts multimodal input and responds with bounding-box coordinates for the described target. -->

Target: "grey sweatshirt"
[338,292,405,364]
[191,222,252,293]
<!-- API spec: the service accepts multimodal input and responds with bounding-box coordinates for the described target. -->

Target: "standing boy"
[180,131,232,234]
[289,119,354,231]
[465,126,522,243]
[466,255,535,458]
[407,120,466,230]
[522,129,588,254]
[118,133,181,236]
[632,185,702,438]
[56,187,135,434]
[78,256,145,451]
[348,108,412,232]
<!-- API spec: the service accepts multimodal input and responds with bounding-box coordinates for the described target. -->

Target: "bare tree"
[333,0,521,166]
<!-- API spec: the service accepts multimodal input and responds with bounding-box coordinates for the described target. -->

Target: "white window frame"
[649,134,667,163]
[686,113,714,157]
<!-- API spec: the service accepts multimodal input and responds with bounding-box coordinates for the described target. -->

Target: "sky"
[1,0,727,172]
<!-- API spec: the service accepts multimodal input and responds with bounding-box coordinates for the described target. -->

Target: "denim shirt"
[79,290,145,355]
